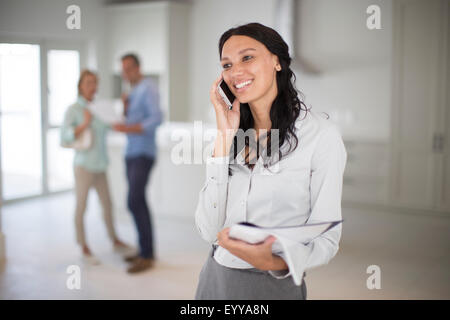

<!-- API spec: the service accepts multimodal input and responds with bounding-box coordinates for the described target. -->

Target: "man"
[113,53,162,274]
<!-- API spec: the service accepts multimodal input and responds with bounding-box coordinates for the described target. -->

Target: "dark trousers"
[126,155,155,259]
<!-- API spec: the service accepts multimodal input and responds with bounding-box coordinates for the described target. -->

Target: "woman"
[195,23,347,299]
[61,70,129,265]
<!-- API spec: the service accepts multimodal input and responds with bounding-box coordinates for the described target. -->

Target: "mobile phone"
[218,80,235,109]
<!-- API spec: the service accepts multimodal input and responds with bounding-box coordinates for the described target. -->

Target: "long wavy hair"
[219,22,308,169]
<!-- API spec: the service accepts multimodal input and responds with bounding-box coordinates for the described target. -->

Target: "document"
[87,99,124,124]
[228,220,343,286]
[229,220,342,254]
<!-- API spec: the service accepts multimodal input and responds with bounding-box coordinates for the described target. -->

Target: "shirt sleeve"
[140,84,163,134]
[60,107,77,146]
[269,125,347,284]
[194,155,230,244]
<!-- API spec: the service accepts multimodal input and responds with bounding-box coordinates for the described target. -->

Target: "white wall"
[106,2,167,75]
[295,0,393,141]
[187,0,392,142]
[296,64,392,141]
[297,0,392,71]
[0,0,112,99]
[188,0,277,122]
[166,2,191,122]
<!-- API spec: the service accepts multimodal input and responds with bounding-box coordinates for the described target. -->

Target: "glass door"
[0,40,83,202]
[0,43,43,200]
[46,48,80,192]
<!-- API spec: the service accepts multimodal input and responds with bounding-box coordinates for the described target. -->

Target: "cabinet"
[341,0,449,213]
[0,178,4,261]
[436,0,450,211]
[390,0,449,212]
[342,140,390,205]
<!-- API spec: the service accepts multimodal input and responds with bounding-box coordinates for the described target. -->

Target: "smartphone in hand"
[218,80,236,109]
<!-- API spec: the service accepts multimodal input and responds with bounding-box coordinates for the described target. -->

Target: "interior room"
[0,0,449,299]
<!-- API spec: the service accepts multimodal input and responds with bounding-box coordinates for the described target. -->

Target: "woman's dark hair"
[218,22,309,169]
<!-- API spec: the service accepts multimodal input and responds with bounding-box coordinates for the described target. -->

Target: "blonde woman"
[61,70,129,264]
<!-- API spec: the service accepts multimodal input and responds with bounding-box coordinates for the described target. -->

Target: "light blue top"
[60,96,110,172]
[125,78,163,159]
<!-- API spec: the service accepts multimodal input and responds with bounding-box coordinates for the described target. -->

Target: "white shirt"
[195,109,347,285]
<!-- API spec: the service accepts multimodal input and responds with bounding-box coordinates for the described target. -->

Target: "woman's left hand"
[217,228,280,271]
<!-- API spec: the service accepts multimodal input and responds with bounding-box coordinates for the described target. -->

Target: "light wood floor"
[0,192,449,299]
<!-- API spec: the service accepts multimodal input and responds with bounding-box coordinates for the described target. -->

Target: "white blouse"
[195,109,347,285]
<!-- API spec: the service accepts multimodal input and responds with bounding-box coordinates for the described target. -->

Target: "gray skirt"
[195,246,307,300]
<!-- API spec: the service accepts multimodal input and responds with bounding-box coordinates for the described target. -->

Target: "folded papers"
[228,220,343,285]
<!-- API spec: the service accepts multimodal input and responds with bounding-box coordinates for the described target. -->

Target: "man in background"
[113,53,162,274]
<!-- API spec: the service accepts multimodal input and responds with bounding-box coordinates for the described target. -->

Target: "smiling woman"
[214,23,307,169]
[194,23,347,300]
[220,42,278,105]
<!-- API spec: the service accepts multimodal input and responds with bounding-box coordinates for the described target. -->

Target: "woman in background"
[61,69,129,264]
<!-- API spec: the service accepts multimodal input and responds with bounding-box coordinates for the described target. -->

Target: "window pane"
[47,128,74,192]
[0,43,42,200]
[48,50,79,127]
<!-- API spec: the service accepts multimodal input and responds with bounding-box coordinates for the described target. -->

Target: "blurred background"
[0,0,448,299]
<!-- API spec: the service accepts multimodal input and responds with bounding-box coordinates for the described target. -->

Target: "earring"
[276,65,281,71]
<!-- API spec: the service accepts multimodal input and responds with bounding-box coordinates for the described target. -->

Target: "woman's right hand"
[211,75,240,134]
[210,75,241,157]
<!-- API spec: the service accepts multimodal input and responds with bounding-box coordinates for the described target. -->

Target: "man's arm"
[140,83,162,133]
[112,123,142,134]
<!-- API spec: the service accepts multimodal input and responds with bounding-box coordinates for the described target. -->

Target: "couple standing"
[61,53,162,274]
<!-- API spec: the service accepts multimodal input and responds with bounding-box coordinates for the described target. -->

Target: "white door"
[436,0,450,211]
[43,41,84,192]
[390,0,446,210]
[439,97,450,211]
[0,43,43,200]
[0,40,84,202]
